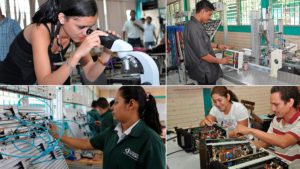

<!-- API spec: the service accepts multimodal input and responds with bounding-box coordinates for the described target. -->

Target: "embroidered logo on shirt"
[123,148,139,161]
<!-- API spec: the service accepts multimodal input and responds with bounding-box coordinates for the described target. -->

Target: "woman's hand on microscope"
[75,30,109,60]
[98,30,120,64]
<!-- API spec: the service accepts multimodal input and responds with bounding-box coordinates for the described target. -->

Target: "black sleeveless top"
[0,23,70,84]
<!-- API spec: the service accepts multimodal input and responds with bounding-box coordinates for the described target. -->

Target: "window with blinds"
[0,0,38,29]
[224,0,237,25]
[272,0,300,25]
[240,0,260,25]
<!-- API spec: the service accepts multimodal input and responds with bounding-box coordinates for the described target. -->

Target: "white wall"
[167,86,205,130]
[96,0,136,35]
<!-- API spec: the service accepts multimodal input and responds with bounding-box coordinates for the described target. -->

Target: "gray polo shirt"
[183,16,222,83]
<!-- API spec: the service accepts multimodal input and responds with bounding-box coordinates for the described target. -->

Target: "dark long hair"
[118,86,162,135]
[211,86,239,103]
[32,0,98,24]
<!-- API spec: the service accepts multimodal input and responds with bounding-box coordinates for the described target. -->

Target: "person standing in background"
[141,17,145,25]
[87,100,102,136]
[87,98,115,135]
[122,10,144,47]
[140,17,145,47]
[0,7,21,61]
[94,97,116,133]
[143,16,157,49]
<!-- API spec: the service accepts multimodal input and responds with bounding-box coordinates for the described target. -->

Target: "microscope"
[86,29,160,85]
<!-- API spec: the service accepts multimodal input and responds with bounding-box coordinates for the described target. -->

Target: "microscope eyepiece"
[86,28,133,52]
[86,28,119,49]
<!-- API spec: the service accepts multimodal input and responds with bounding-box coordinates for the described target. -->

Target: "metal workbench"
[221,65,291,85]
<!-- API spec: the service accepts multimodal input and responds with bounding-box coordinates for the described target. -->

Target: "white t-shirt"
[267,111,300,168]
[143,24,156,43]
[122,20,142,39]
[209,101,249,128]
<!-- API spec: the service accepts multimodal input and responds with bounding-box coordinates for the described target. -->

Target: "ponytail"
[227,90,239,102]
[211,86,239,103]
[118,86,162,135]
[32,0,98,24]
[142,94,162,135]
[32,0,60,24]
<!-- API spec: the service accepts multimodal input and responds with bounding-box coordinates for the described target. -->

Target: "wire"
[0,96,92,165]
[167,136,177,142]
[166,149,184,156]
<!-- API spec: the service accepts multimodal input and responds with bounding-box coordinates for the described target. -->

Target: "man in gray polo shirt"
[184,0,230,85]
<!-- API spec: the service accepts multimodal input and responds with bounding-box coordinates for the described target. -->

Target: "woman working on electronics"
[200,86,249,137]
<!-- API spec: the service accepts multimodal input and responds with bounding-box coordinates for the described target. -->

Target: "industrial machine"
[87,28,160,85]
[250,4,278,66]
[63,108,92,138]
[222,49,244,70]
[199,138,290,169]
[175,124,226,153]
[0,106,68,169]
[239,157,290,169]
[249,1,300,83]
[270,49,283,77]
[174,124,291,169]
[277,49,300,84]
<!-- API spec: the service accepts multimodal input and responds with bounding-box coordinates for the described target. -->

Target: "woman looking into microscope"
[200,86,250,137]
[0,0,116,85]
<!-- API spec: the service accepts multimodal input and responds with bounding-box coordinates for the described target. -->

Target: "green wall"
[203,88,212,116]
